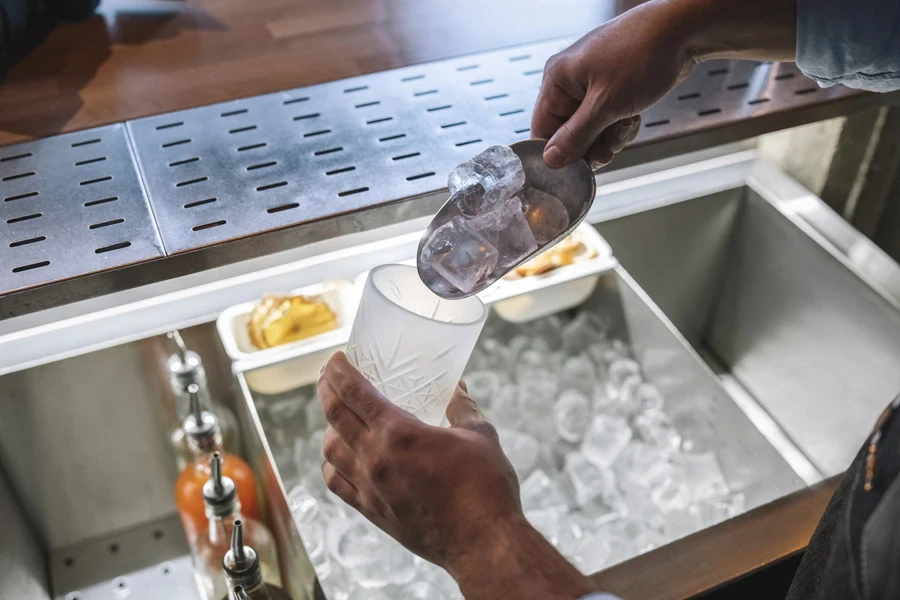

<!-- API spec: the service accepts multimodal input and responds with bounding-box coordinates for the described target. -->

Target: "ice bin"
[2,155,900,600]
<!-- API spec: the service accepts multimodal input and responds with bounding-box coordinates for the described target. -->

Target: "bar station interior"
[2,1,900,600]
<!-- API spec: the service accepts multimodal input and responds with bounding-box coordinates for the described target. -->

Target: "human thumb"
[445,383,488,430]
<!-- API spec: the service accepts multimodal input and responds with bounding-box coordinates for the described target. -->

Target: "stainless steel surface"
[0,465,49,600]
[239,269,803,598]
[595,189,743,345]
[611,269,804,505]
[704,351,824,486]
[0,124,164,297]
[707,187,900,476]
[49,515,200,600]
[418,138,596,298]
[2,33,892,317]
[753,159,900,305]
[0,322,237,550]
[594,174,900,477]
[0,343,180,548]
[234,374,314,600]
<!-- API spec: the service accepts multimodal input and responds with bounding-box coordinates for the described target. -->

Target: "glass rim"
[368,264,487,327]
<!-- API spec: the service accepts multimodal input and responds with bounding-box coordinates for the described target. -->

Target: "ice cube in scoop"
[421,216,499,293]
[448,146,526,215]
[473,196,538,268]
[521,187,570,245]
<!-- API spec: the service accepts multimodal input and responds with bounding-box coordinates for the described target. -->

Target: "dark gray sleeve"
[796,0,900,91]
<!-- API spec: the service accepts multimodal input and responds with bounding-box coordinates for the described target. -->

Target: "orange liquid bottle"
[176,384,260,545]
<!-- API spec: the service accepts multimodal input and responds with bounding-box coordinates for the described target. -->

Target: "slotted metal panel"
[2,35,881,312]
[127,37,864,254]
[0,124,164,295]
[126,41,565,254]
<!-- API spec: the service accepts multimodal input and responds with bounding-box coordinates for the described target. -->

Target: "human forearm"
[669,0,797,63]
[447,514,595,600]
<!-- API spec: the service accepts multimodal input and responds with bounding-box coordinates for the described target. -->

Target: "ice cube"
[327,518,383,571]
[525,507,564,546]
[613,442,672,491]
[563,452,617,507]
[318,562,353,600]
[571,534,613,575]
[520,468,570,512]
[497,428,540,479]
[516,349,558,387]
[561,312,609,356]
[382,538,418,586]
[448,166,490,216]
[560,355,597,396]
[605,358,642,398]
[662,506,705,541]
[486,383,522,428]
[554,389,591,443]
[517,380,558,440]
[674,452,730,501]
[468,337,514,374]
[448,161,487,195]
[634,409,682,454]
[448,146,526,214]
[398,581,449,600]
[422,216,499,293]
[635,383,665,411]
[695,492,746,526]
[581,415,633,468]
[473,196,538,268]
[464,370,503,410]
[556,514,590,560]
[348,590,390,600]
[521,187,571,245]
[287,483,321,526]
[651,479,692,513]
[473,145,527,200]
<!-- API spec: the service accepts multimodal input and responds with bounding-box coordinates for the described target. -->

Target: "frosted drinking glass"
[346,264,487,426]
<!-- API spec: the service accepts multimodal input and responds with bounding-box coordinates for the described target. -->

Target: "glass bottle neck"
[207,511,244,545]
[191,436,225,466]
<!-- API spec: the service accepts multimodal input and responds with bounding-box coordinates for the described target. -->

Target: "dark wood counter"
[0,0,643,145]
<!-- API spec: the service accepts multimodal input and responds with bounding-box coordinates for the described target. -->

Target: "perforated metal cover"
[126,38,861,255]
[2,36,875,309]
[0,124,164,295]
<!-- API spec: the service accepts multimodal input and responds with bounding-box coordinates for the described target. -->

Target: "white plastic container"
[484,223,617,323]
[217,279,359,394]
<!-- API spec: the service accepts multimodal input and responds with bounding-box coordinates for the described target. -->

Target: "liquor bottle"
[223,522,293,600]
[193,453,281,600]
[167,330,240,471]
[176,388,260,544]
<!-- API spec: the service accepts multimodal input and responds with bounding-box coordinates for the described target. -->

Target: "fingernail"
[543,145,568,169]
[615,121,634,141]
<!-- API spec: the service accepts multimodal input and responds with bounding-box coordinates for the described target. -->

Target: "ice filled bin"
[593,161,900,479]
[236,268,804,600]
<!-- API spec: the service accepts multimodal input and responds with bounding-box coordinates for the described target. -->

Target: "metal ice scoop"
[417,139,596,299]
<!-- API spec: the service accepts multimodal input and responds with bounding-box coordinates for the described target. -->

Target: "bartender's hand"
[318,352,594,600]
[533,0,797,170]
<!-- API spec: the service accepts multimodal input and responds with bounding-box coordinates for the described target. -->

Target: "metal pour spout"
[231,519,247,566]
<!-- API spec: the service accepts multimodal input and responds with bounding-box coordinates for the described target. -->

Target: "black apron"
[787,395,900,600]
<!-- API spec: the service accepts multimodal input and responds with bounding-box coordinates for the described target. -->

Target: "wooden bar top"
[0,0,642,146]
